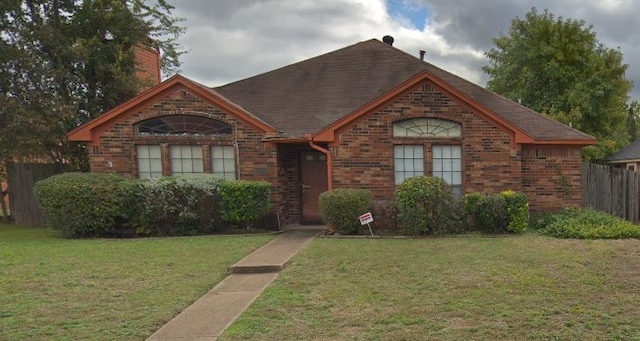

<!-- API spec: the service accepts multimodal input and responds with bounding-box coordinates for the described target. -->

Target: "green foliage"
[529,212,556,231]
[464,191,529,234]
[0,0,185,171]
[34,173,137,237]
[394,176,459,235]
[483,7,632,161]
[369,199,397,234]
[218,180,272,228]
[542,207,640,239]
[134,175,225,236]
[464,193,508,233]
[501,190,529,233]
[319,189,371,235]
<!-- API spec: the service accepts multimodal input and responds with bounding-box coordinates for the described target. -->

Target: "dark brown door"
[300,151,328,223]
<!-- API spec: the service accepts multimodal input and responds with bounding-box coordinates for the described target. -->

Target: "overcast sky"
[170,0,640,101]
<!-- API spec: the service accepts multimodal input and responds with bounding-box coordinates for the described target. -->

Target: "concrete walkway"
[146,226,323,341]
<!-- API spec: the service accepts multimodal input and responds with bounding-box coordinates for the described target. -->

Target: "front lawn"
[0,225,274,340]
[223,236,640,340]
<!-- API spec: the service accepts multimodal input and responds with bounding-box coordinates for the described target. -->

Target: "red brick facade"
[330,81,582,212]
[82,81,583,225]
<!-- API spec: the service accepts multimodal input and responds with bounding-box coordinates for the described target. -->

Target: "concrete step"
[229,228,321,274]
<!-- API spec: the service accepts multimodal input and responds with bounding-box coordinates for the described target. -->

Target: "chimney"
[419,50,426,60]
[134,43,161,92]
[382,35,394,46]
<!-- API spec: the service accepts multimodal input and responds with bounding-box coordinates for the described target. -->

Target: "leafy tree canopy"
[0,0,185,171]
[483,7,632,161]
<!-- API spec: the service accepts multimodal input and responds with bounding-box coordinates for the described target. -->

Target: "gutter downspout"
[304,134,332,191]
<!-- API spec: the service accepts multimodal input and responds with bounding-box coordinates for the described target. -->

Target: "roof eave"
[68,75,277,145]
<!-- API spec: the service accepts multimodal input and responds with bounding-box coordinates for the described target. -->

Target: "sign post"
[359,212,374,236]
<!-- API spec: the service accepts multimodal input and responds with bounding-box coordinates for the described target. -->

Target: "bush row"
[34,173,272,238]
[539,207,640,239]
[319,176,529,235]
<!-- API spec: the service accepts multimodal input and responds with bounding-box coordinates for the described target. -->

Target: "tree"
[627,101,640,142]
[483,8,632,161]
[0,0,185,172]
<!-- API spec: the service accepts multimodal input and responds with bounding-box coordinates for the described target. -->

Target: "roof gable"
[68,75,276,144]
[216,39,596,145]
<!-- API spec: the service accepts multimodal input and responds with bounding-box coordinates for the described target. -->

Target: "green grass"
[223,236,640,340]
[0,225,274,340]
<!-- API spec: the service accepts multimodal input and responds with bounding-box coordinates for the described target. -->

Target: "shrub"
[34,173,137,237]
[369,199,397,234]
[218,180,272,228]
[542,207,640,239]
[529,211,555,231]
[319,189,371,235]
[501,190,529,233]
[464,191,529,234]
[134,175,225,236]
[464,192,508,233]
[394,176,458,235]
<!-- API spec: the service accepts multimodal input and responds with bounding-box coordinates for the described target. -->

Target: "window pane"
[404,159,414,172]
[394,158,404,172]
[223,146,234,158]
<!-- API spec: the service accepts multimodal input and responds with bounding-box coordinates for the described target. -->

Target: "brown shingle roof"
[215,39,595,143]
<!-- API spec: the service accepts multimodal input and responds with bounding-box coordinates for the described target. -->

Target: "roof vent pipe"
[382,35,394,46]
[419,50,426,60]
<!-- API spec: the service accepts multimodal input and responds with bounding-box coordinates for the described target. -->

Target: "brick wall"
[332,81,579,211]
[134,44,161,91]
[521,145,583,211]
[88,87,282,215]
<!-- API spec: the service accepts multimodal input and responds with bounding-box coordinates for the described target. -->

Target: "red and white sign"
[359,212,373,225]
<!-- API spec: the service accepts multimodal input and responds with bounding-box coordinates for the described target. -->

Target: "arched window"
[135,115,232,136]
[393,118,461,138]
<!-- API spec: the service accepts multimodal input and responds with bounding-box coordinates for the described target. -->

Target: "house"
[68,37,596,225]
[603,140,640,171]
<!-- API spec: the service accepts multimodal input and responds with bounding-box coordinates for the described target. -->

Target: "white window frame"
[432,145,462,197]
[211,145,236,180]
[393,145,424,185]
[170,145,204,175]
[137,145,162,179]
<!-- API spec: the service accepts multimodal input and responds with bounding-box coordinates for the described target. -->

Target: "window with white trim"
[433,145,462,197]
[394,145,424,185]
[211,145,236,180]
[137,145,162,179]
[170,146,204,175]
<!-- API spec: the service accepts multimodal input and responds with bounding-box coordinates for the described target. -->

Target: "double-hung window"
[432,145,462,197]
[211,145,236,180]
[170,145,204,175]
[137,145,162,179]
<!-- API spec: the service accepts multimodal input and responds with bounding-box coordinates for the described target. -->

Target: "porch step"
[229,228,322,274]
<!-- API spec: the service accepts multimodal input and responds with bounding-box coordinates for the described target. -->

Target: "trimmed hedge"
[319,189,371,235]
[34,173,137,237]
[542,207,640,239]
[35,173,274,238]
[464,191,529,234]
[394,176,459,235]
[218,180,272,228]
[134,175,225,236]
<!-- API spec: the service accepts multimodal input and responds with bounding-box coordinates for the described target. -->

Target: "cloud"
[170,0,639,99]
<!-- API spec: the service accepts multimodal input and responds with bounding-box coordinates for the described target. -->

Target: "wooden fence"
[582,162,640,224]
[7,163,58,226]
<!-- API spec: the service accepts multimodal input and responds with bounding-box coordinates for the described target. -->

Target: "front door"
[300,151,328,223]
